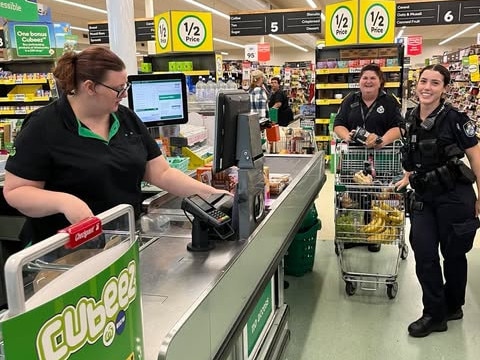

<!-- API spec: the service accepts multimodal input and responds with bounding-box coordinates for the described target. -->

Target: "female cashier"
[3,46,226,246]
[396,64,480,338]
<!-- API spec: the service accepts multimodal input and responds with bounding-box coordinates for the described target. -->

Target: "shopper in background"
[334,63,403,252]
[395,64,480,338]
[249,70,268,119]
[3,46,227,246]
[268,77,293,126]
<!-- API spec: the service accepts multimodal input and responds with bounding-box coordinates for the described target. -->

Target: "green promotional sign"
[14,24,54,57]
[244,279,274,358]
[0,0,38,21]
[2,242,144,360]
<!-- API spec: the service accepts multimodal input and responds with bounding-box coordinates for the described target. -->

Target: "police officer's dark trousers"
[410,183,476,320]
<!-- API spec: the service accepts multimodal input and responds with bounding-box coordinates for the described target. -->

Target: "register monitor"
[127,72,188,127]
[212,90,251,174]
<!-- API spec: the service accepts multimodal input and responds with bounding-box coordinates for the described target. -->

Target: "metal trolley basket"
[333,141,408,299]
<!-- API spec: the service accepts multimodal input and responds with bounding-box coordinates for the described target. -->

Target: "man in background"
[268,77,292,126]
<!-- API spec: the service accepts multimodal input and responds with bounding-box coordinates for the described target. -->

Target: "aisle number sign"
[154,11,213,53]
[326,0,358,45]
[359,0,395,43]
[326,0,395,45]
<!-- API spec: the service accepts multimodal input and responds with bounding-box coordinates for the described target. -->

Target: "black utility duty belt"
[409,161,476,194]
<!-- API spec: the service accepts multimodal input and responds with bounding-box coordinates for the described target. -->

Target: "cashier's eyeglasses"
[94,81,131,98]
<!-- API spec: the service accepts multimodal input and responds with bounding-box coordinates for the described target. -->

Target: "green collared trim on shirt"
[76,113,120,143]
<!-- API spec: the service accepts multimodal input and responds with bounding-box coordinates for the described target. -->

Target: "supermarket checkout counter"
[0,151,325,359]
[140,152,325,360]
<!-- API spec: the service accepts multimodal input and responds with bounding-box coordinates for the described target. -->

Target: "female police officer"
[396,64,480,337]
[3,46,227,246]
[334,63,403,252]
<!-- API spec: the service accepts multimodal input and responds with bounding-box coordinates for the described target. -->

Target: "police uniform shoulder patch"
[377,105,385,114]
[463,120,476,137]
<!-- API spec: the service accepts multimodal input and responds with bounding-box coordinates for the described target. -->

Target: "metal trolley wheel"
[400,244,409,260]
[387,282,399,299]
[345,281,357,296]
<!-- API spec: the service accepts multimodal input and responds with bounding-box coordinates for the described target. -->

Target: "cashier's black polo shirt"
[6,95,161,244]
[333,90,402,136]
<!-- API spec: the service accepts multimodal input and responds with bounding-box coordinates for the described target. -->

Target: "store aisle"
[284,172,480,360]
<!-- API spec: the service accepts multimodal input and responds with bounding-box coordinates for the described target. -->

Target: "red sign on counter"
[59,217,103,249]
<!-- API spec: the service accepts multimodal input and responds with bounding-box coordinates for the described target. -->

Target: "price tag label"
[245,44,258,62]
[364,3,390,40]
[158,18,169,49]
[177,15,206,49]
[330,6,354,42]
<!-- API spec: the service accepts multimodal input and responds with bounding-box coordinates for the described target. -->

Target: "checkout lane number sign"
[177,15,206,48]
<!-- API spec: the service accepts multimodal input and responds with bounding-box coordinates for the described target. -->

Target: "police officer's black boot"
[408,315,447,337]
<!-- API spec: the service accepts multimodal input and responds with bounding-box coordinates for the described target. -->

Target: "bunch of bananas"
[360,201,404,242]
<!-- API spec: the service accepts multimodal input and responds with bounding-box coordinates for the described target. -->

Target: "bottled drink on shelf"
[206,75,216,101]
[195,76,205,101]
[227,77,237,90]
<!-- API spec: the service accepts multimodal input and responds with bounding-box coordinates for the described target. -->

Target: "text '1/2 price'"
[178,16,206,48]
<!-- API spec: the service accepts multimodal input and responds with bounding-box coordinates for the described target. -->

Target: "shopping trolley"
[333,141,408,299]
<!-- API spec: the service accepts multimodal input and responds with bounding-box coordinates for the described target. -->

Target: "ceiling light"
[53,0,107,14]
[220,51,229,55]
[183,0,230,20]
[395,26,405,40]
[71,26,89,32]
[306,0,317,8]
[438,22,479,45]
[213,37,245,49]
[269,34,308,52]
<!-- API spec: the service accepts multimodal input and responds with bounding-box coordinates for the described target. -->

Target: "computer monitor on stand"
[213,90,266,240]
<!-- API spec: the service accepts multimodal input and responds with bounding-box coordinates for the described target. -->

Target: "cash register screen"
[127,73,188,127]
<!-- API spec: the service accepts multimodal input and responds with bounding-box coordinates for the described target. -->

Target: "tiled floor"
[284,172,480,360]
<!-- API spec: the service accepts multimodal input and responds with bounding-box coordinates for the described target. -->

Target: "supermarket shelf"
[316,66,401,75]
[0,96,50,102]
[315,118,330,124]
[316,84,350,89]
[0,79,48,85]
[316,99,343,105]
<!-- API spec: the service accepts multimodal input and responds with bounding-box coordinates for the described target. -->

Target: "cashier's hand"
[60,194,95,225]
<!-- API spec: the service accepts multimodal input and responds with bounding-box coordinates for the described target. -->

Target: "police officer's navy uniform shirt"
[334,91,402,136]
[408,103,478,152]
[6,94,161,244]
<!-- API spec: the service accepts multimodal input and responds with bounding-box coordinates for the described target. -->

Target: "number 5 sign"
[154,11,213,53]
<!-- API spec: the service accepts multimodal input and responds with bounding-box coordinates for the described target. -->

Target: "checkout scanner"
[180,111,266,252]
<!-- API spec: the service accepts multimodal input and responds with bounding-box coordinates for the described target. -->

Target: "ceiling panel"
[34,0,480,52]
